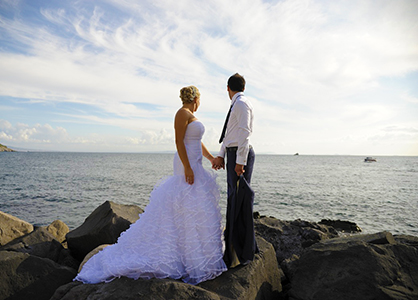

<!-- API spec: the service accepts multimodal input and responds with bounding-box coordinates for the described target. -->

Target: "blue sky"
[0,0,417,155]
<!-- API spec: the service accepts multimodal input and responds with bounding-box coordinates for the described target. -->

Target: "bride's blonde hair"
[180,86,200,104]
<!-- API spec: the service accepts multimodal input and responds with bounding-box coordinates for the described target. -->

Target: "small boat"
[364,157,377,162]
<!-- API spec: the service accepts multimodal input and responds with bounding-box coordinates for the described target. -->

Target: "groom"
[213,73,257,268]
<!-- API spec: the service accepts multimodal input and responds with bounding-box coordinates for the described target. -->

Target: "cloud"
[1,0,416,107]
[402,92,418,104]
[0,0,417,154]
[0,119,176,152]
[382,126,418,134]
[0,120,69,143]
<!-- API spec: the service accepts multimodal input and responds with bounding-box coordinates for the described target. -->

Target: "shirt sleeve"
[235,101,252,165]
[218,142,226,158]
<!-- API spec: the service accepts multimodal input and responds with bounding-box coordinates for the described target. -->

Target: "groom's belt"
[226,145,252,152]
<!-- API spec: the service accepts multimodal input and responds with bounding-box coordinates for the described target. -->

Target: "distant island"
[0,143,16,152]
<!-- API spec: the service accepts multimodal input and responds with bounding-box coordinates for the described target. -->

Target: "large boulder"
[0,211,33,246]
[66,201,143,261]
[51,278,223,300]
[46,220,69,244]
[78,244,110,272]
[286,231,418,300]
[51,236,281,300]
[0,251,77,300]
[199,237,282,299]
[254,216,339,264]
[0,227,64,263]
[0,226,79,271]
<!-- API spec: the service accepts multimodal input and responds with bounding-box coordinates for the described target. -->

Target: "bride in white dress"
[74,86,227,285]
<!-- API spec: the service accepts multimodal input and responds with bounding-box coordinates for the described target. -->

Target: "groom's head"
[228,73,245,92]
[227,73,245,100]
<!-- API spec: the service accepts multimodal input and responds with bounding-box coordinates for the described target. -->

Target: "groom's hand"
[235,164,245,176]
[212,157,224,170]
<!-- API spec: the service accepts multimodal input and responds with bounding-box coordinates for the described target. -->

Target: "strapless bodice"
[173,120,204,175]
[184,120,204,141]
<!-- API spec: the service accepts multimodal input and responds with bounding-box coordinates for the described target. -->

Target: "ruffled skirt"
[74,160,227,285]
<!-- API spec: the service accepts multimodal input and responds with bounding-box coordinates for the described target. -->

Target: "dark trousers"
[226,147,255,198]
[224,146,256,266]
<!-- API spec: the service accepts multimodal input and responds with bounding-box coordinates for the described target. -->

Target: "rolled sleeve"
[218,143,226,158]
[235,101,252,165]
[236,131,250,165]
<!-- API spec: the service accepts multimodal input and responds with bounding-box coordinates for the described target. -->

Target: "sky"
[0,0,417,155]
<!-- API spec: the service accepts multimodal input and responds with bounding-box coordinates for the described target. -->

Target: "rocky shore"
[0,144,15,152]
[1,201,417,300]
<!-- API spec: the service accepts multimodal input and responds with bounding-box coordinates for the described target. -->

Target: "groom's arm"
[213,139,226,170]
[235,101,252,166]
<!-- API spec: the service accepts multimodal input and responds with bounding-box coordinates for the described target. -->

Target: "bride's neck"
[182,104,195,114]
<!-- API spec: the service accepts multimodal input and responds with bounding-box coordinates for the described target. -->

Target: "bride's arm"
[174,109,194,184]
[201,142,215,163]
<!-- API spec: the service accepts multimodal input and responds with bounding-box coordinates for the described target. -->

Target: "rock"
[0,227,65,263]
[0,226,80,271]
[57,248,81,270]
[46,220,69,243]
[66,201,143,261]
[322,230,396,245]
[0,210,33,246]
[254,216,338,265]
[199,237,282,299]
[0,251,77,300]
[253,211,262,219]
[286,231,418,300]
[78,244,110,272]
[52,278,223,300]
[51,236,281,300]
[319,219,362,233]
[394,234,418,249]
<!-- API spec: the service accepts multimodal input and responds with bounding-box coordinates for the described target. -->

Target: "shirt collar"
[231,92,244,106]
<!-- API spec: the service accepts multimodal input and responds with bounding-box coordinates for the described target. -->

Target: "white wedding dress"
[74,120,227,285]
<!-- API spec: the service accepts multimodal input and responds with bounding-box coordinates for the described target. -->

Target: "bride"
[74,86,227,285]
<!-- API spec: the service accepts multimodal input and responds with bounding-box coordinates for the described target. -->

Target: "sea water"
[1,152,417,236]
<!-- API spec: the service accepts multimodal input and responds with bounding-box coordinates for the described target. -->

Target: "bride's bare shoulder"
[175,108,193,122]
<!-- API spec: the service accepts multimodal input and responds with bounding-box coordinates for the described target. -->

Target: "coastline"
[0,143,15,152]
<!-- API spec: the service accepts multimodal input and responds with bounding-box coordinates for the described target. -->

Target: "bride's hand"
[185,167,194,185]
[212,157,225,170]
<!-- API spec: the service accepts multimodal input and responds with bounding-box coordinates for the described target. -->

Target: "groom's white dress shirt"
[218,92,254,165]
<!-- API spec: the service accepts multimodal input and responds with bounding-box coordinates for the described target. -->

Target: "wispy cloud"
[0,119,69,143]
[0,0,417,154]
[0,119,175,151]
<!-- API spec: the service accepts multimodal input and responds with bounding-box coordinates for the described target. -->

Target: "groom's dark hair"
[228,73,245,92]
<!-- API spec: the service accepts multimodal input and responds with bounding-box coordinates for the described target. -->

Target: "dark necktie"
[219,105,233,143]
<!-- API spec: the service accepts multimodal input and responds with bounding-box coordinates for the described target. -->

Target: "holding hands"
[212,156,245,176]
[212,157,225,171]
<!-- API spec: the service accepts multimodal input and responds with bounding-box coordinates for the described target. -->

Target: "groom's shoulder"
[236,95,253,110]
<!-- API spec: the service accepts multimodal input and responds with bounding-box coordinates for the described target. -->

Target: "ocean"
[1,152,417,236]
